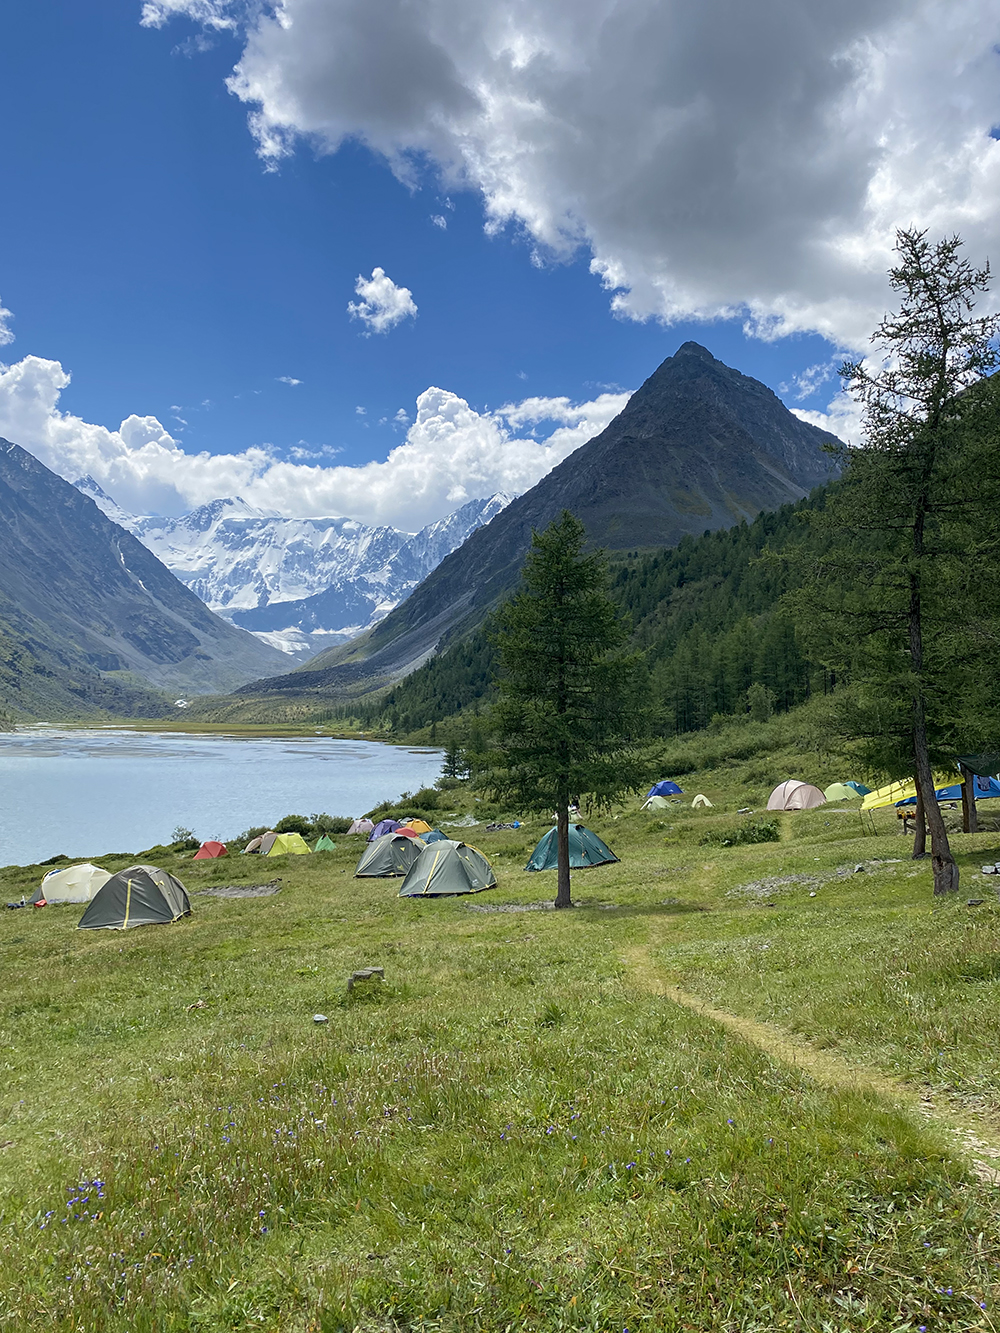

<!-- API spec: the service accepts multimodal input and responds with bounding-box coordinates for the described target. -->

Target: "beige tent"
[767,780,826,811]
[34,862,111,904]
[643,794,670,810]
[692,794,713,809]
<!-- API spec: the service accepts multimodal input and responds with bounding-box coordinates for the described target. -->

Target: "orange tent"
[194,840,227,860]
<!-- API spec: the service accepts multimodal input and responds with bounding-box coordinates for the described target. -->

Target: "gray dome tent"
[525,824,619,871]
[78,865,191,930]
[355,832,427,878]
[398,840,497,897]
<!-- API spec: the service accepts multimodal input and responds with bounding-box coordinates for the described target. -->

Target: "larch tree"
[484,511,650,908]
[811,230,1000,894]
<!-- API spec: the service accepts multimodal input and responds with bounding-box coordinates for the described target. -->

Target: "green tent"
[78,865,190,931]
[265,832,311,856]
[824,782,861,802]
[525,824,619,871]
[398,840,496,897]
[314,835,337,852]
[355,832,426,878]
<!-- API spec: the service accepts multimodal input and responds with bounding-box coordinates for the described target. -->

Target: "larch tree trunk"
[961,763,979,834]
[913,717,959,893]
[912,787,927,858]
[909,541,959,894]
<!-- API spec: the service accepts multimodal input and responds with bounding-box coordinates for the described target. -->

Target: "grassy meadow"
[2,764,1000,1330]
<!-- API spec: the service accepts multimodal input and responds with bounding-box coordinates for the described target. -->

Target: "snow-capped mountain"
[74,477,513,661]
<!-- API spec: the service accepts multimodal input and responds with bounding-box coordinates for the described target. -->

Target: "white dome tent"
[767,781,826,811]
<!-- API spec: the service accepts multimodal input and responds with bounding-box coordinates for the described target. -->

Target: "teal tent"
[398,840,496,897]
[525,825,619,871]
[422,829,449,843]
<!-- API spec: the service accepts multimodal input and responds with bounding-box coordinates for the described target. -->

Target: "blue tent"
[646,780,683,798]
[422,829,449,843]
[844,780,871,796]
[897,775,1000,806]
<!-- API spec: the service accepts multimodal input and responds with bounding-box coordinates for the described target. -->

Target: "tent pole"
[960,763,978,834]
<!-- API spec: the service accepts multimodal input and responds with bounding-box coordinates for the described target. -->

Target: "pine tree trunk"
[912,787,927,858]
[554,803,572,908]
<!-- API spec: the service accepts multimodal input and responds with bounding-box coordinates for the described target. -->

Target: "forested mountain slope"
[235,342,840,702]
[347,496,829,738]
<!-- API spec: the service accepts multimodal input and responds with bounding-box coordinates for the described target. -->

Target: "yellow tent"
[265,832,311,856]
[861,774,956,811]
[402,819,433,834]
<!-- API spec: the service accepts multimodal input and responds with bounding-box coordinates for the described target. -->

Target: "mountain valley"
[75,481,512,661]
[0,441,288,719]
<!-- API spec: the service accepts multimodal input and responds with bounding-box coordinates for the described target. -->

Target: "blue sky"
[0,0,996,527]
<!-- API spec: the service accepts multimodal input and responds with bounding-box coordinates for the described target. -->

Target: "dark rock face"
[0,439,288,716]
[241,343,841,699]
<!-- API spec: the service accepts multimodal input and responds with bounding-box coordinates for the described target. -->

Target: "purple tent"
[368,818,401,841]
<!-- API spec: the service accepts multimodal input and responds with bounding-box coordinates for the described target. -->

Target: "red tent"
[394,826,420,838]
[193,840,227,860]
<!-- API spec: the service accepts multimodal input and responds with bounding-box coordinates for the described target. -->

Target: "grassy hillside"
[2,752,1000,1329]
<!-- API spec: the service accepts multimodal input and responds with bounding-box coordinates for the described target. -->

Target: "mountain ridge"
[234,342,841,702]
[0,440,288,717]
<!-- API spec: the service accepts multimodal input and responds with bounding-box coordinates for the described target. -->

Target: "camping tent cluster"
[353,830,498,897]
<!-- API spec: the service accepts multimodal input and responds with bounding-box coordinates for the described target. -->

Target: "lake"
[0,727,444,867]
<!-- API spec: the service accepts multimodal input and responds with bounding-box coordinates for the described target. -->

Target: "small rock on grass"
[313,1014,329,1025]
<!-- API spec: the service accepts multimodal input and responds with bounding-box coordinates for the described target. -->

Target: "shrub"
[232,825,269,847]
[408,787,440,811]
[700,818,780,848]
[310,813,352,835]
[275,814,312,837]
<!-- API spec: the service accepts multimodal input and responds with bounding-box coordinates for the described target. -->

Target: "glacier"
[74,478,512,662]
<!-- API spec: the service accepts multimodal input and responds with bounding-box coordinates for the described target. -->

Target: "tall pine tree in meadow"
[484,512,650,909]
[801,230,1000,894]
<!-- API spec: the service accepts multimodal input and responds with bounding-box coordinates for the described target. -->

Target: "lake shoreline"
[0,729,444,868]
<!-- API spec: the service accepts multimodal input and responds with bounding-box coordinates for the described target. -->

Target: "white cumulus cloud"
[276,375,302,385]
[0,352,627,530]
[0,296,14,348]
[148,0,1000,352]
[348,267,417,334]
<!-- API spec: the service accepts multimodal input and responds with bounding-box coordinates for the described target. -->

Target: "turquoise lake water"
[0,727,444,867]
